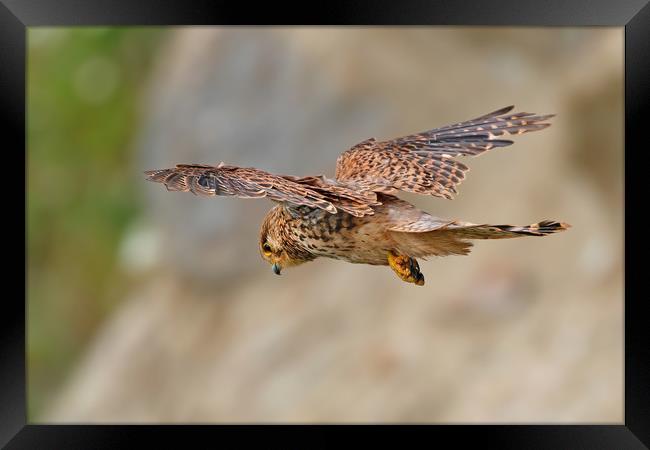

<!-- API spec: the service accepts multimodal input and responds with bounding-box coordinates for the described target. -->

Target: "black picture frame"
[5,0,649,447]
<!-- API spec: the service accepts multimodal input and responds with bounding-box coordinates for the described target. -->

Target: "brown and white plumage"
[335,105,554,199]
[145,106,569,285]
[144,163,380,216]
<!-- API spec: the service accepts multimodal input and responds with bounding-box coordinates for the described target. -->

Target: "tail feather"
[389,220,570,259]
[450,220,571,239]
[390,230,474,258]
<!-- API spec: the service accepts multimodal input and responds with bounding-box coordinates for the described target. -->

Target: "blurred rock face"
[48,28,622,422]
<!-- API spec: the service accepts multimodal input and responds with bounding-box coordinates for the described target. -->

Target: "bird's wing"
[144,163,380,217]
[335,106,554,199]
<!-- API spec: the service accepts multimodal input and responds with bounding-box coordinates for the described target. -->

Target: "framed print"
[4,0,649,447]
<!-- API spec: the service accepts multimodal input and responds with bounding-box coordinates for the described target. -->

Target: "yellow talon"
[387,251,425,286]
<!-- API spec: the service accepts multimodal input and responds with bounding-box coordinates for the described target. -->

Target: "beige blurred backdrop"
[28,27,623,423]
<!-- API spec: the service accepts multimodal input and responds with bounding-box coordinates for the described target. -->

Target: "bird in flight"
[145,106,569,286]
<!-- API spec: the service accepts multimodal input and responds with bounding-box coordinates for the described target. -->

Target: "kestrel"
[145,106,569,286]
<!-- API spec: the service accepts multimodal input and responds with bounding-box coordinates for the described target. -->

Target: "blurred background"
[27,27,623,423]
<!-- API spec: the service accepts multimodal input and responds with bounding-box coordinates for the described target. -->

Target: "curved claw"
[387,251,425,286]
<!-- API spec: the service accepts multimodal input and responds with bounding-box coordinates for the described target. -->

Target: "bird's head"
[259,206,314,275]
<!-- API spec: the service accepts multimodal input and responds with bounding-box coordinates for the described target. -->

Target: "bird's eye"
[262,242,272,254]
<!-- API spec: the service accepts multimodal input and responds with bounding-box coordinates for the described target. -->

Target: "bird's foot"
[387,251,425,286]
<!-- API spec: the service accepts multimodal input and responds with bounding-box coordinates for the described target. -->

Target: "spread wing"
[335,106,554,199]
[144,163,380,217]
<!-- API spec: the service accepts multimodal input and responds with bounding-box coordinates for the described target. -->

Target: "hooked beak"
[272,263,282,275]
